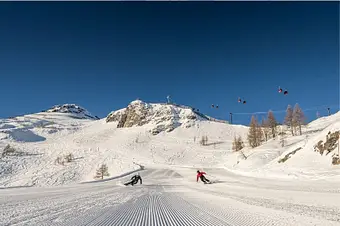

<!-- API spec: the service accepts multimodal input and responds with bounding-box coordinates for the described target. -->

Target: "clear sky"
[0,2,339,125]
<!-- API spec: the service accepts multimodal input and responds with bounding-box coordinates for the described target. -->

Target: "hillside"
[229,111,340,180]
[0,100,339,187]
[43,104,100,120]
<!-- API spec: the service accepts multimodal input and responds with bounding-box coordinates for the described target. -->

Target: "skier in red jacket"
[196,170,210,184]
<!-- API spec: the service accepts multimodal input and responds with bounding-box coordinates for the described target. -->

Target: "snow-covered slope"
[0,101,243,187]
[0,103,98,144]
[2,168,339,226]
[0,100,339,188]
[106,100,228,135]
[43,104,99,120]
[0,113,92,143]
[229,111,340,180]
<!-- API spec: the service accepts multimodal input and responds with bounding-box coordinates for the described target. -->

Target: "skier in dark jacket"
[196,170,210,184]
[124,173,142,186]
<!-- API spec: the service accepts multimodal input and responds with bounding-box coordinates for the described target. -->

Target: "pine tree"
[95,164,110,180]
[284,105,294,136]
[248,116,261,148]
[292,103,305,135]
[267,110,277,138]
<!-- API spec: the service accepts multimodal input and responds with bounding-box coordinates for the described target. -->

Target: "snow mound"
[43,104,99,120]
[5,129,46,142]
[0,124,15,130]
[0,111,94,144]
[106,99,228,135]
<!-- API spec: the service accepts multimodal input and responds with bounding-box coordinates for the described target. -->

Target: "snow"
[4,129,46,142]
[0,102,340,225]
[1,168,339,225]
[44,104,99,120]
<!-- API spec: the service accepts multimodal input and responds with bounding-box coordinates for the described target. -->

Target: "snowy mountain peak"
[129,99,146,106]
[106,99,228,135]
[43,104,99,120]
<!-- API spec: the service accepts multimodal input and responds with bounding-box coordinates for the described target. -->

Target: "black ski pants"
[200,176,210,183]
[124,178,141,186]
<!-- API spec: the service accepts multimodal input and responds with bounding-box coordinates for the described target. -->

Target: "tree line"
[233,103,306,150]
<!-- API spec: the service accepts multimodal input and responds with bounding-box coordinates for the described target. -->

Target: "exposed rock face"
[314,131,340,156]
[106,100,209,135]
[43,104,99,120]
[106,109,126,123]
[118,100,151,128]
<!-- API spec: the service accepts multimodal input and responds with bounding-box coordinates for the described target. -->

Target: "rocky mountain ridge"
[106,100,228,135]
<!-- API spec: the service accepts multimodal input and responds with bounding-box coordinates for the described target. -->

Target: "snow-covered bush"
[332,154,340,165]
[65,153,74,162]
[200,135,208,146]
[55,153,74,165]
[1,145,16,157]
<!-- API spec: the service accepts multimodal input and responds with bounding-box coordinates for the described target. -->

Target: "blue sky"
[0,2,338,125]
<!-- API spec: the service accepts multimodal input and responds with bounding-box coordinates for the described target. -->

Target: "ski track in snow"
[29,186,272,226]
[1,168,339,226]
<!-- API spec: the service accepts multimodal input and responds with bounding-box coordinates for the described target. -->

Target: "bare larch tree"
[232,135,245,152]
[267,110,277,138]
[248,115,262,148]
[284,105,294,136]
[292,103,305,136]
[261,117,270,142]
[95,164,110,180]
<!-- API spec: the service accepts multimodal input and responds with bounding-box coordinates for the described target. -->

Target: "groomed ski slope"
[1,167,339,226]
[1,105,340,225]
